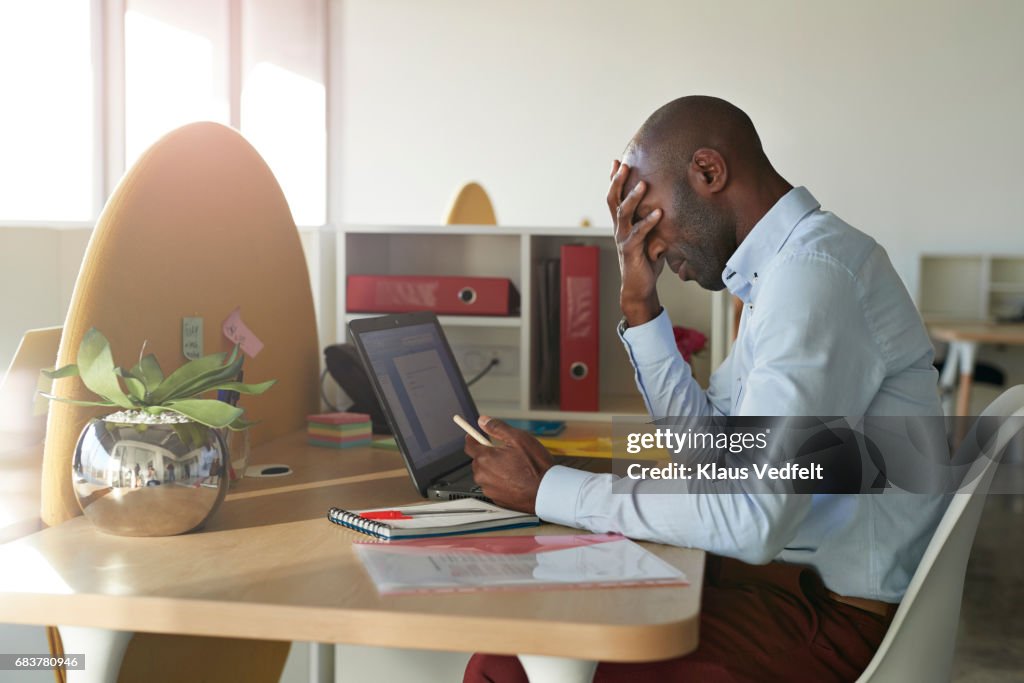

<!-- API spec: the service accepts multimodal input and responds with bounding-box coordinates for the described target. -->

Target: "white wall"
[0,228,89,374]
[331,0,1024,299]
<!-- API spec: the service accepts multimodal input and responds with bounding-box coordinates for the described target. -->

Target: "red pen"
[362,508,495,520]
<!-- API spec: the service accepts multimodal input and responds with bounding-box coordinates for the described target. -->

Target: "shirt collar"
[721,186,820,301]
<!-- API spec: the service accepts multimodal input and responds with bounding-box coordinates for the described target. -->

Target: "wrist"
[621,301,661,327]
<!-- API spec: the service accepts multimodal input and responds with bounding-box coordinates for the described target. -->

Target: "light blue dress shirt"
[536,187,946,601]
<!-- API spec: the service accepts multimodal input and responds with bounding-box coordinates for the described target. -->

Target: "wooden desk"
[929,322,1024,415]
[0,429,704,683]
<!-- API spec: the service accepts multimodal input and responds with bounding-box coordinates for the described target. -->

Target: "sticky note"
[182,317,204,359]
[222,307,264,358]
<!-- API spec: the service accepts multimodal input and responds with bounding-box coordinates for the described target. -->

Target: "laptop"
[348,312,595,500]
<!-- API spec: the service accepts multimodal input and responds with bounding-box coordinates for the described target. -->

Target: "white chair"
[0,326,62,453]
[858,385,1024,682]
[0,327,61,545]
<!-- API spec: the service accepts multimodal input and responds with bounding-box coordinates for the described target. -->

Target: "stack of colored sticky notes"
[307,412,372,449]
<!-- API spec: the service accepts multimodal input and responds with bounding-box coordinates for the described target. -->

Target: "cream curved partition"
[42,121,319,682]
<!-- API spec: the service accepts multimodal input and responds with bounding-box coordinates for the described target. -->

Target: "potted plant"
[43,328,275,536]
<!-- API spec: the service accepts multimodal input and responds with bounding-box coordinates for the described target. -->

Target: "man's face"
[620,145,735,291]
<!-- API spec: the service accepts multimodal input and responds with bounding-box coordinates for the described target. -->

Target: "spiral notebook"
[327,498,540,540]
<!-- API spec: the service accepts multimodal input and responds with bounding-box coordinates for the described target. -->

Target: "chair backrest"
[41,122,320,527]
[858,385,1024,681]
[0,327,62,542]
[0,326,62,449]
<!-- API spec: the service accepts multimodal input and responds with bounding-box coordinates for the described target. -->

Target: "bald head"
[616,96,791,291]
[630,95,769,181]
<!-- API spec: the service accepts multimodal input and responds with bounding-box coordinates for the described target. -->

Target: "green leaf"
[121,374,147,403]
[42,364,80,379]
[130,354,164,394]
[76,329,134,409]
[199,379,277,396]
[178,359,245,394]
[227,416,258,431]
[163,399,244,429]
[148,350,231,404]
[171,421,213,450]
[164,357,244,402]
[39,393,116,408]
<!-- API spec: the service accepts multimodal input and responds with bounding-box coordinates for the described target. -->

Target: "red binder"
[347,275,519,316]
[560,245,600,411]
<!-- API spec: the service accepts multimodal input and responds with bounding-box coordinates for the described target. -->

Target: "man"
[463,96,945,682]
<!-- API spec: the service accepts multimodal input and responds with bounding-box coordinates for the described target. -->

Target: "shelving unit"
[919,254,1024,322]
[344,312,522,328]
[336,224,717,421]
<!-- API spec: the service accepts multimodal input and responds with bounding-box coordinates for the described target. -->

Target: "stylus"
[453,414,493,447]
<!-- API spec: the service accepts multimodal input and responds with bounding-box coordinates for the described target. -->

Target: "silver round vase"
[71,412,230,536]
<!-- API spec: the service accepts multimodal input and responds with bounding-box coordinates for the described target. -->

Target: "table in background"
[0,426,704,683]
[929,321,1024,415]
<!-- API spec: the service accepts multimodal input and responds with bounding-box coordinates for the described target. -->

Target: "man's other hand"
[464,416,555,514]
[608,160,664,326]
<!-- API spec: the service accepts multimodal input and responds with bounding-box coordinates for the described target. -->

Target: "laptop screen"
[356,320,478,472]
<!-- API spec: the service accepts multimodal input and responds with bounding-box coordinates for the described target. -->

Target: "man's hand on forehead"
[608,158,664,326]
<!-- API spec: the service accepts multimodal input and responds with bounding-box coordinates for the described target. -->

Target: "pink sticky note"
[222,307,264,357]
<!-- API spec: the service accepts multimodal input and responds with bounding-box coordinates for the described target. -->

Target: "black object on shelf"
[323,343,392,434]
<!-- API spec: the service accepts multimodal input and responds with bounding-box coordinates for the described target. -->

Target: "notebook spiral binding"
[327,507,390,540]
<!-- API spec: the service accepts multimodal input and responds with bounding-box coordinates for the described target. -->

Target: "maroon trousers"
[464,556,891,683]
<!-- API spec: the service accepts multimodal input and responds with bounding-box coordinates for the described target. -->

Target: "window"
[124,0,231,168]
[0,0,327,226]
[0,0,94,221]
[241,0,326,226]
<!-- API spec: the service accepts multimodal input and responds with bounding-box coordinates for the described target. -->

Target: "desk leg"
[517,654,597,683]
[59,626,132,683]
[955,342,978,416]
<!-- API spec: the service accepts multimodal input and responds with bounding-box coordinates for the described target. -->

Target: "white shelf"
[337,224,716,421]
[344,312,522,327]
[989,283,1024,294]
[919,254,1024,322]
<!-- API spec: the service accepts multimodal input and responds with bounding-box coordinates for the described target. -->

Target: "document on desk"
[354,533,687,594]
